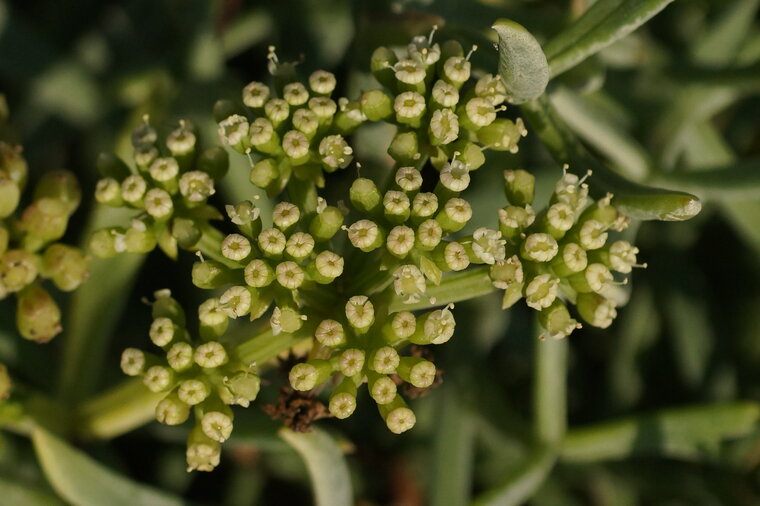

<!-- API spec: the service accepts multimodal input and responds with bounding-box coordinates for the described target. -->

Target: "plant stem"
[388,266,494,312]
[534,336,568,445]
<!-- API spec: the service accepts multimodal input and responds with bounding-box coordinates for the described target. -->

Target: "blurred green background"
[2,0,760,504]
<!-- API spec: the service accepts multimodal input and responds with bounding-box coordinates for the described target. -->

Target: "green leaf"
[492,19,550,104]
[521,96,701,221]
[691,0,760,66]
[472,444,556,506]
[544,0,676,78]
[279,428,352,506]
[388,266,494,312]
[652,159,760,201]
[32,427,185,506]
[561,402,760,463]
[0,476,64,506]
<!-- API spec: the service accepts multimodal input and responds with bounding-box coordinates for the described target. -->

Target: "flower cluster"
[121,290,261,472]
[89,118,229,260]
[0,130,89,342]
[489,167,644,339]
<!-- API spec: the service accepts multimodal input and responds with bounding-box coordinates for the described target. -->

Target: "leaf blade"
[492,19,550,104]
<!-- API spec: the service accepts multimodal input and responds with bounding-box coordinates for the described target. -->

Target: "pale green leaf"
[279,428,352,506]
[0,476,64,506]
[492,19,550,104]
[32,428,185,506]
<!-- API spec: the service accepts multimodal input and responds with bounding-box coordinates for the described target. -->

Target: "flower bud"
[198,299,229,341]
[221,233,252,263]
[347,220,384,252]
[460,97,498,131]
[186,426,221,472]
[370,46,398,89]
[42,244,89,292]
[88,228,120,258]
[200,408,234,443]
[242,81,270,109]
[441,52,472,87]
[219,285,253,319]
[431,79,460,108]
[368,372,397,405]
[0,249,38,293]
[218,114,250,153]
[289,360,333,391]
[309,97,338,124]
[170,218,201,249]
[350,178,381,214]
[382,311,417,344]
[439,159,470,193]
[338,348,365,377]
[383,191,411,224]
[0,172,20,218]
[414,306,456,345]
[524,274,559,310]
[309,70,336,96]
[429,109,460,146]
[386,225,415,258]
[179,171,215,204]
[543,203,574,239]
[393,58,427,93]
[244,259,275,288]
[94,178,122,207]
[156,393,190,426]
[284,232,314,263]
[120,175,147,207]
[498,205,535,240]
[124,219,157,254]
[282,130,311,165]
[394,92,426,128]
[272,202,301,233]
[120,348,147,376]
[469,228,506,265]
[550,243,588,277]
[411,193,438,222]
[315,319,346,347]
[178,377,212,405]
[397,357,437,388]
[539,299,581,340]
[521,233,559,263]
[293,108,319,138]
[144,188,174,221]
[275,261,305,290]
[433,241,470,272]
[250,158,280,189]
[249,118,281,155]
[19,198,69,248]
[283,82,309,107]
[166,120,197,159]
[503,169,535,206]
[360,89,394,121]
[257,228,286,258]
[388,131,420,165]
[576,292,617,328]
[270,306,306,335]
[0,363,10,400]
[34,170,81,216]
[568,263,614,294]
[477,118,527,153]
[194,341,229,369]
[416,219,443,250]
[225,371,261,407]
[436,198,472,233]
[309,204,344,241]
[143,365,174,393]
[369,346,400,374]
[345,295,375,332]
[309,250,344,284]
[379,395,416,434]
[167,342,194,372]
[334,98,367,134]
[329,378,357,419]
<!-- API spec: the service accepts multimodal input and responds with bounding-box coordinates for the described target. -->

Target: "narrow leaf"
[32,427,185,506]
[545,0,676,77]
[0,476,64,506]
[652,159,760,201]
[561,402,760,462]
[279,428,352,506]
[521,96,701,221]
[492,19,550,104]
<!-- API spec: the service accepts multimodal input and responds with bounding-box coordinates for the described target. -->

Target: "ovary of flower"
[394,59,426,84]
[547,202,574,232]
[432,80,459,107]
[430,109,460,145]
[465,97,497,127]
[387,225,415,257]
[283,82,309,106]
[264,98,290,123]
[579,220,608,250]
[471,227,506,265]
[179,171,215,202]
[275,261,305,290]
[249,118,275,146]
[609,240,643,273]
[144,188,173,219]
[221,234,251,262]
[315,319,345,347]
[345,295,375,329]
[242,81,270,108]
[218,114,249,146]
[475,74,507,106]
[395,167,423,192]
[285,232,315,260]
[309,70,337,95]
[425,305,456,344]
[394,92,426,119]
[525,274,559,310]
[319,135,353,169]
[219,285,252,318]
[347,220,380,249]
[522,233,559,262]
[393,265,427,303]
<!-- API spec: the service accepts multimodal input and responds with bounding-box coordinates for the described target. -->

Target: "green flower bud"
[275,261,305,290]
[379,395,416,434]
[88,228,120,258]
[394,92,426,128]
[416,219,443,250]
[433,241,470,272]
[309,203,344,241]
[224,371,261,407]
[543,202,575,239]
[360,89,394,121]
[460,97,499,131]
[334,98,367,134]
[436,198,472,233]
[397,357,437,388]
[329,378,357,419]
[0,172,20,218]
[576,292,617,329]
[571,219,608,251]
[0,249,38,293]
[477,118,527,153]
[33,170,80,216]
[369,346,400,374]
[315,319,346,347]
[393,58,427,93]
[521,233,559,263]
[503,169,535,206]
[388,131,420,165]
[318,134,353,172]
[249,158,279,189]
[308,97,338,124]
[200,408,234,443]
[124,219,157,254]
[568,263,614,294]
[283,82,309,107]
[143,365,174,393]
[218,114,250,152]
[429,109,460,146]
[178,377,212,405]
[148,157,179,193]
[120,348,147,376]
[0,143,28,191]
[498,205,535,240]
[383,191,411,224]
[345,295,375,332]
[538,299,581,340]
[309,250,344,283]
[604,240,644,274]
[382,311,417,344]
[502,281,525,309]
[249,118,281,155]
[42,244,89,292]
[94,178,123,207]
[411,193,438,223]
[96,152,131,180]
[370,46,398,89]
[244,259,275,288]
[524,273,559,310]
[143,188,173,221]
[281,130,311,165]
[167,342,194,372]
[270,306,306,335]
[368,372,397,405]
[19,198,69,247]
[309,70,336,96]
[394,167,422,193]
[386,225,415,258]
[219,285,253,319]
[198,299,229,341]
[580,193,624,230]
[452,141,486,170]
[166,120,197,159]
[285,232,315,262]
[194,341,229,369]
[133,144,158,170]
[169,218,200,249]
[441,50,474,87]
[179,171,215,204]
[292,108,319,138]
[289,360,333,391]
[197,146,229,180]
[121,175,147,206]
[349,178,381,214]
[346,220,384,252]
[186,426,221,472]
[489,255,523,289]
[257,228,286,258]
[221,233,252,263]
[272,202,301,232]
[242,81,270,109]
[338,348,365,377]
[156,393,190,426]
[431,79,460,108]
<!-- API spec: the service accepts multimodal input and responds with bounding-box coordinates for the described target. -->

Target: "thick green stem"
[388,266,494,312]
[534,337,568,445]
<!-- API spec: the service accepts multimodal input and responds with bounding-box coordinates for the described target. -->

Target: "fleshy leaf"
[492,19,550,104]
